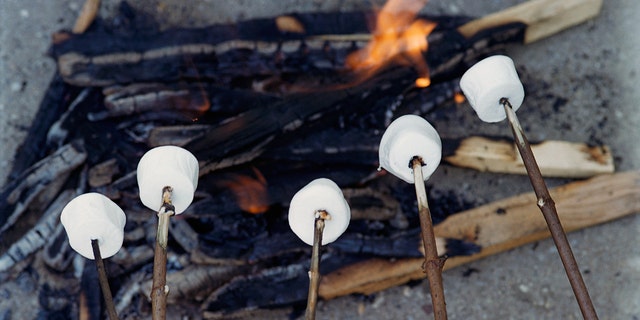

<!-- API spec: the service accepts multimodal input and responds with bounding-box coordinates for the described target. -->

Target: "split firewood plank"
[443,136,614,178]
[319,170,640,299]
[457,0,603,44]
[72,0,100,34]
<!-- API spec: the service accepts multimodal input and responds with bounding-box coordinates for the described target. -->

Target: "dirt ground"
[1,0,638,319]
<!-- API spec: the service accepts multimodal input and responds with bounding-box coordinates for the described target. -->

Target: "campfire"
[3,0,638,319]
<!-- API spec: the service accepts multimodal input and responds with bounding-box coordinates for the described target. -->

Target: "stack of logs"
[2,0,637,319]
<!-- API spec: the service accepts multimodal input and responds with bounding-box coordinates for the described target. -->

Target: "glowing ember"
[346,0,435,85]
[415,77,431,88]
[220,167,270,214]
[453,92,466,104]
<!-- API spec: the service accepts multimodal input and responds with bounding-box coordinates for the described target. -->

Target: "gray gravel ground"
[1,0,638,319]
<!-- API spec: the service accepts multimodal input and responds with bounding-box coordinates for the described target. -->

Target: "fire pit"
[1,0,639,319]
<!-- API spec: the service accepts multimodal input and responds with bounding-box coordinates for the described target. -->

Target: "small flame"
[346,0,435,85]
[220,167,269,214]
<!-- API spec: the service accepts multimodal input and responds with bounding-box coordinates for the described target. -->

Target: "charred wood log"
[49,11,476,87]
[0,189,76,277]
[0,141,86,243]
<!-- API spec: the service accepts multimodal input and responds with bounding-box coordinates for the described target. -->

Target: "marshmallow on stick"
[137,145,199,214]
[459,55,599,318]
[459,55,525,123]
[60,193,126,259]
[378,115,442,183]
[288,178,351,246]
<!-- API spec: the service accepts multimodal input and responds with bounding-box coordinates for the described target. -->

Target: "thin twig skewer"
[411,156,448,320]
[305,210,328,320]
[151,186,174,320]
[502,99,598,320]
[91,239,120,320]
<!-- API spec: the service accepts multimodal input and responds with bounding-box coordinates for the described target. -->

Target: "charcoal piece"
[204,264,308,315]
[247,232,306,263]
[444,238,482,257]
[331,228,423,258]
[196,210,268,260]
[202,253,364,316]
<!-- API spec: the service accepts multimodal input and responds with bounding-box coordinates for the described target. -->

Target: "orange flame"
[346,0,435,85]
[220,167,269,214]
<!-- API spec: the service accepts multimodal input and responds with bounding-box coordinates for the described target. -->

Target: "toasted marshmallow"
[288,178,350,246]
[60,193,126,259]
[459,55,525,123]
[137,146,199,214]
[379,115,442,183]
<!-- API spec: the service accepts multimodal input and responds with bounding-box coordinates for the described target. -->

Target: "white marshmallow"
[60,193,126,259]
[459,55,525,123]
[288,178,350,246]
[136,145,199,214]
[378,115,442,184]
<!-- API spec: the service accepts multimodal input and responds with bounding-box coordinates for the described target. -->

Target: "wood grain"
[458,0,603,43]
[444,136,614,178]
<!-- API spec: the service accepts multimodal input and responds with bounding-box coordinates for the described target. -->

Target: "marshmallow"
[459,55,525,123]
[378,115,442,184]
[288,178,350,246]
[137,145,199,214]
[60,193,126,259]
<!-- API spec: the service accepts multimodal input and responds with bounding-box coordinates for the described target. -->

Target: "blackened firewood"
[41,224,75,273]
[96,82,280,125]
[147,125,212,147]
[331,229,423,258]
[185,67,417,175]
[46,88,93,148]
[88,158,120,188]
[202,264,308,318]
[201,253,368,318]
[141,264,251,304]
[49,10,503,88]
[0,189,75,277]
[168,218,199,253]
[92,83,209,121]
[0,140,86,232]
[425,22,525,83]
[247,232,307,263]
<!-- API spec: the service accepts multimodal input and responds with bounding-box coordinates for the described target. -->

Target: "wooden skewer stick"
[502,98,598,320]
[151,186,175,320]
[305,210,328,320]
[91,239,119,320]
[412,156,448,320]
